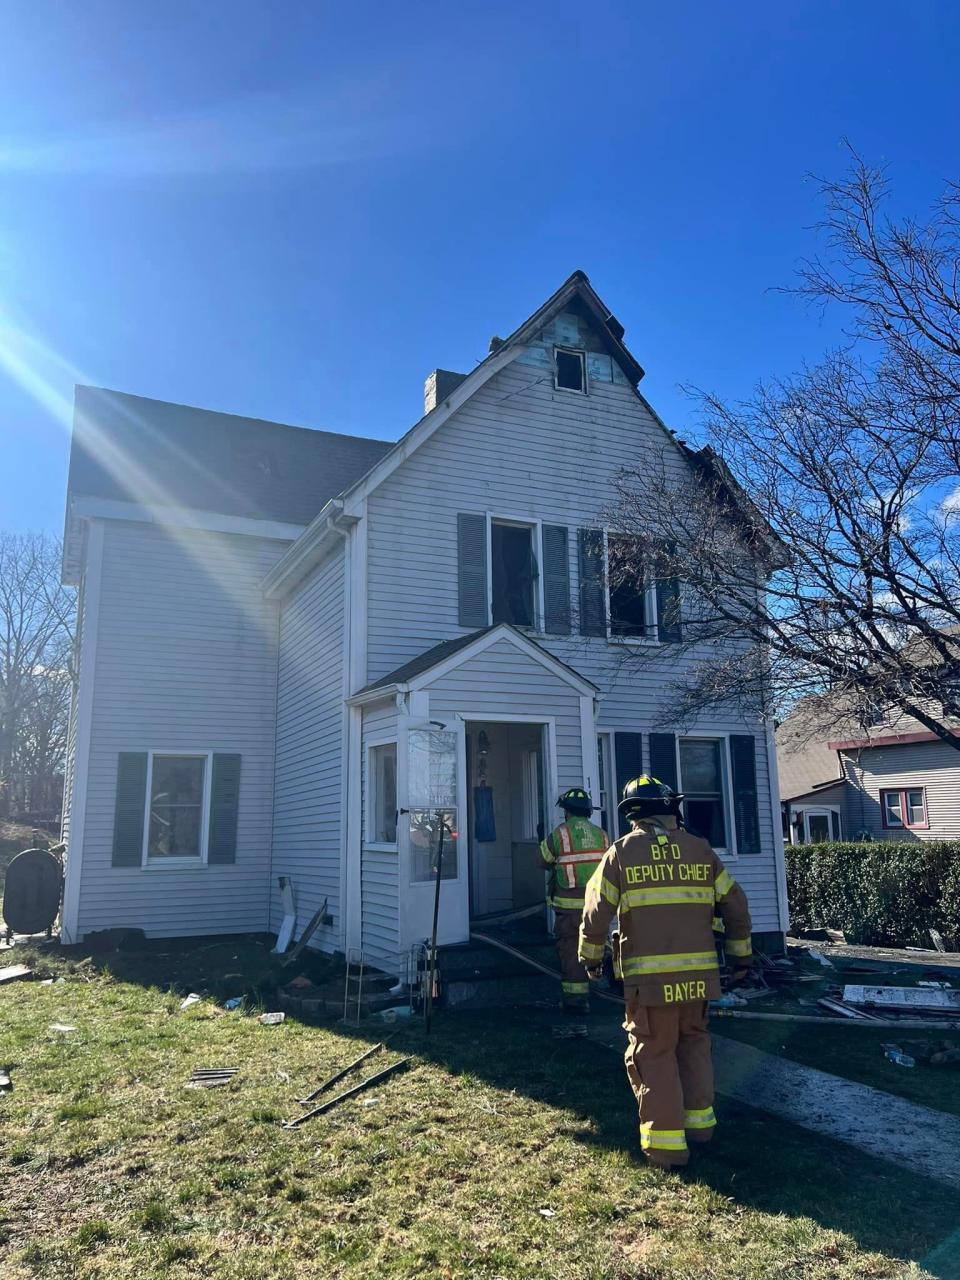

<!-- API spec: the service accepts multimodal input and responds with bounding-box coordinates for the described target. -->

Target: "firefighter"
[579,775,752,1168]
[540,787,610,1014]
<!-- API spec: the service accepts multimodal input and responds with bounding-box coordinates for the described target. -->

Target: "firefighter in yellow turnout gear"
[540,788,609,1013]
[579,776,753,1167]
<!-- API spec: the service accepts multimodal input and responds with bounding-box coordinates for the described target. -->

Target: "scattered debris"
[930,929,949,954]
[843,985,960,1015]
[179,993,203,1010]
[0,964,32,985]
[39,978,54,986]
[539,1208,557,1218]
[375,1005,413,1023]
[299,1042,384,1104]
[808,951,835,968]
[186,1067,239,1089]
[279,897,330,967]
[286,974,314,990]
[818,997,881,1020]
[882,1043,916,1068]
[222,997,243,1010]
[919,981,953,990]
[259,1011,285,1026]
[930,1047,960,1066]
[0,1068,11,1092]
[552,1024,588,1039]
[361,1097,380,1107]
[711,992,747,1009]
[283,1057,410,1129]
[49,1023,76,1034]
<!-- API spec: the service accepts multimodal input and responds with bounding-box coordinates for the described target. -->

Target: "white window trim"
[603,530,661,647]
[676,732,737,859]
[486,512,545,632]
[553,345,588,395]
[141,750,213,869]
[798,806,842,844]
[365,735,399,853]
[596,730,615,838]
[519,748,541,841]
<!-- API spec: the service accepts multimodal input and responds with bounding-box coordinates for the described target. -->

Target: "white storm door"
[398,719,469,949]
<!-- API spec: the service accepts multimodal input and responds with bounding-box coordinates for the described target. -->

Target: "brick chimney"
[424,369,467,415]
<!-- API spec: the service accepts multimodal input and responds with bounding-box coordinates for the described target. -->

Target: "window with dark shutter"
[457,513,489,628]
[654,543,682,642]
[112,752,148,866]
[614,732,643,837]
[729,734,761,855]
[542,524,571,634]
[208,753,242,864]
[578,528,606,636]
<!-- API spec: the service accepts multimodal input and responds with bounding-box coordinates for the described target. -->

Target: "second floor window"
[881,787,927,830]
[491,520,538,627]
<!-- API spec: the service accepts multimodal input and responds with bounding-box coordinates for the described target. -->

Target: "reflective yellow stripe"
[725,937,753,958]
[598,875,620,906]
[639,1124,688,1151]
[715,869,735,900]
[621,950,719,978]
[622,886,714,909]
[684,1107,716,1130]
[579,939,605,962]
[712,915,724,933]
[561,981,589,995]
[551,896,584,910]
[539,839,556,864]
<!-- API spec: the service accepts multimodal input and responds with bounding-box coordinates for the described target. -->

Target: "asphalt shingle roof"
[69,386,395,526]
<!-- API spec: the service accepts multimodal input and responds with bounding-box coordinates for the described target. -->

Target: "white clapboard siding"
[74,521,287,938]
[60,569,85,844]
[364,309,782,931]
[360,699,401,972]
[842,742,960,840]
[270,546,346,952]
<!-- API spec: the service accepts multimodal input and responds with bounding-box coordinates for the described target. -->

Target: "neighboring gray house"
[777,700,960,843]
[59,272,789,971]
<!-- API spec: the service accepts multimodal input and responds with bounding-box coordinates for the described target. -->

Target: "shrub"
[785,840,960,947]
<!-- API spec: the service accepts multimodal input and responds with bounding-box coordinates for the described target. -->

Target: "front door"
[398,719,469,949]
[802,808,836,843]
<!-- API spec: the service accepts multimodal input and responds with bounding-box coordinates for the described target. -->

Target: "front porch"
[349,625,599,975]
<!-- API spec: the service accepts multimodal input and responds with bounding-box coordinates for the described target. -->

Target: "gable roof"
[67,386,394,527]
[349,624,598,704]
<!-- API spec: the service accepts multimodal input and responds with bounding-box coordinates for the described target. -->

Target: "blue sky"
[1,0,958,536]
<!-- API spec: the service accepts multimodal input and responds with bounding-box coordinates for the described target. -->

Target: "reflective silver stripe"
[621,950,719,977]
[622,886,714,909]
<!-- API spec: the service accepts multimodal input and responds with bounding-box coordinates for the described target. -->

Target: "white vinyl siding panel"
[74,521,286,938]
[60,571,85,844]
[360,699,400,973]
[365,311,782,932]
[842,742,960,840]
[270,547,346,951]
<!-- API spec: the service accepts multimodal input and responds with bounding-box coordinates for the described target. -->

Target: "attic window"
[555,347,586,393]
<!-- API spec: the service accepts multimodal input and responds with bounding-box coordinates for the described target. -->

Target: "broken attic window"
[555,347,586,393]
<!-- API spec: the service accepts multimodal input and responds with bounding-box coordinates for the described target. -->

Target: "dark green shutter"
[578,528,606,636]
[614,732,643,837]
[730,734,761,854]
[112,752,147,866]
[208,753,242,864]
[655,543,682,642]
[542,524,571,634]
[648,733,678,792]
[457,513,488,628]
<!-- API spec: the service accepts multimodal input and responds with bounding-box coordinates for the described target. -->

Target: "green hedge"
[785,841,960,948]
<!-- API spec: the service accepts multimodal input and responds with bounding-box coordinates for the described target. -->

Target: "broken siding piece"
[842,985,960,1014]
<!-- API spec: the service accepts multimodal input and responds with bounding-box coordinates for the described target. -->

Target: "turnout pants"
[553,907,589,1008]
[622,994,716,1167]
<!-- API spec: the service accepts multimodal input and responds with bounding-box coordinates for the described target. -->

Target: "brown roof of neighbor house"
[68,386,395,527]
[775,699,849,801]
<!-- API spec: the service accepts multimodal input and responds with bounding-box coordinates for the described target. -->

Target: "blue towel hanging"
[474,786,497,842]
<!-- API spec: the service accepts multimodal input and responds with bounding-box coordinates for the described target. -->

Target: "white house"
[59,271,790,972]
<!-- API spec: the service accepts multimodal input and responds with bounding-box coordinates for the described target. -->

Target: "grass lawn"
[2,941,960,1280]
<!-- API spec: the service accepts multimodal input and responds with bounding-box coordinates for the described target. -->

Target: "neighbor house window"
[491,519,538,627]
[147,754,207,860]
[679,738,728,850]
[370,742,398,846]
[555,346,586,393]
[881,787,928,830]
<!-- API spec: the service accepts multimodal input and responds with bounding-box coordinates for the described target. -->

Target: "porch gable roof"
[348,624,598,705]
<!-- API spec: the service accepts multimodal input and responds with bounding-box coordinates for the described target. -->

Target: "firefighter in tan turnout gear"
[579,776,753,1167]
[540,787,609,1014]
